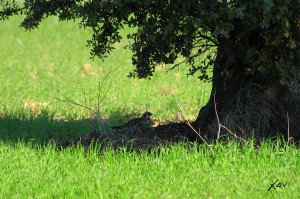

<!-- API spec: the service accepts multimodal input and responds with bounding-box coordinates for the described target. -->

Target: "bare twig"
[173,93,210,146]
[146,92,149,112]
[185,122,210,146]
[97,69,115,113]
[96,77,111,130]
[195,30,218,45]
[213,93,221,140]
[286,112,290,146]
[220,124,249,145]
[54,67,119,132]
[166,46,212,72]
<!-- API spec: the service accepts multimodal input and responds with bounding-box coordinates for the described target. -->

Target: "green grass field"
[0,16,299,198]
[0,16,210,141]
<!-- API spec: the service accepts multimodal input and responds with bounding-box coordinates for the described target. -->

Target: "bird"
[111,111,154,129]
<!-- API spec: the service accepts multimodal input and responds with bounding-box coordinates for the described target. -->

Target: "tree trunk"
[193,37,300,143]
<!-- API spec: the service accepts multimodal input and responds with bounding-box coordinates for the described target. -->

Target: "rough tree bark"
[192,35,300,143]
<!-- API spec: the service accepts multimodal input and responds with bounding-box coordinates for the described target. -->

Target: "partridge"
[111,111,154,129]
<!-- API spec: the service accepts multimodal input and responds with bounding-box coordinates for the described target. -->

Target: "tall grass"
[0,140,299,198]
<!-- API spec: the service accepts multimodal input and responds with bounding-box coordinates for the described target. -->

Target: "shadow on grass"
[0,109,194,151]
[0,109,136,140]
[0,109,190,149]
[3,110,293,150]
[0,111,88,143]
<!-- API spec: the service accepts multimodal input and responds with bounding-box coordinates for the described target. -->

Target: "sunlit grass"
[0,16,210,117]
[0,140,299,198]
[0,15,210,140]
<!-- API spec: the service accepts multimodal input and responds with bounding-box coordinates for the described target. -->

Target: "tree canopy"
[1,0,299,83]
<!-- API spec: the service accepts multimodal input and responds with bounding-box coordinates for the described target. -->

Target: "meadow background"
[0,15,210,141]
[0,16,299,198]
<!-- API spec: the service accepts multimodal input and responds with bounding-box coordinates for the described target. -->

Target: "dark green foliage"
[2,0,299,82]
